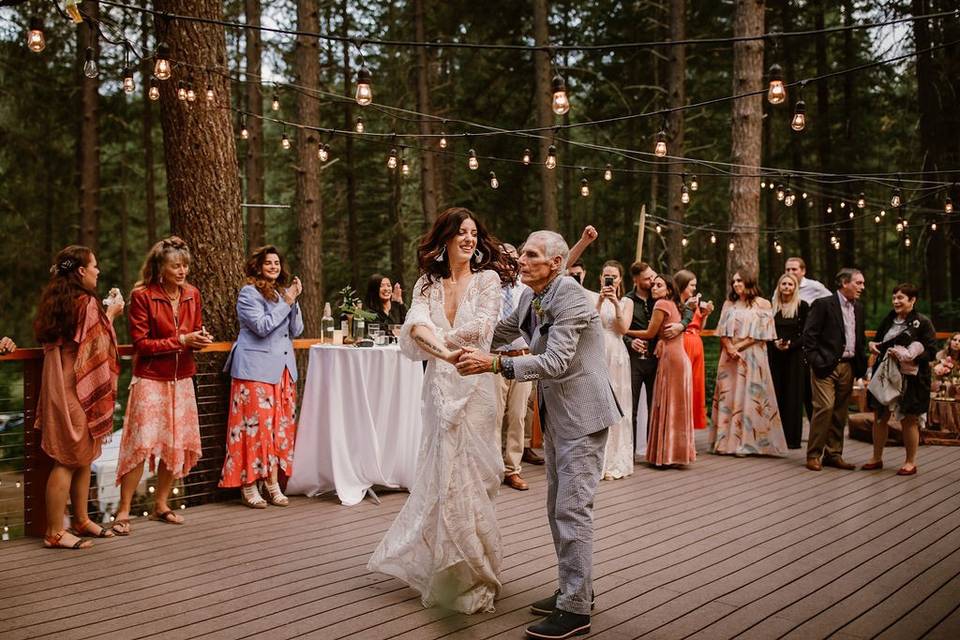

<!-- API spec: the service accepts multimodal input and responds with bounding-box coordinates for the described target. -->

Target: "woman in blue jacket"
[219,245,303,507]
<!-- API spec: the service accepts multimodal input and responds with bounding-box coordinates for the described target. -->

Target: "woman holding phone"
[220,245,303,508]
[113,237,211,532]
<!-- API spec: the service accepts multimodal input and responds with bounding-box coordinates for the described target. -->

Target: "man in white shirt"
[786,257,832,305]
[491,243,537,490]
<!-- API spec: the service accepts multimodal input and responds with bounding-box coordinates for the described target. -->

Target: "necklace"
[164,286,181,302]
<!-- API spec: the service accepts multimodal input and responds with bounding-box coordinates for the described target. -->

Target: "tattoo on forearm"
[414,334,446,358]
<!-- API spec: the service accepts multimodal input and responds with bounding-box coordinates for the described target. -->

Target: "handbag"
[867,352,903,406]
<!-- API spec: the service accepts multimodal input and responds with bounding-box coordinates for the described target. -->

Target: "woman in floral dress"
[711,270,788,457]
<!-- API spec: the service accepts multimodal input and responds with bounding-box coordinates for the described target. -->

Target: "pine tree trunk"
[295,0,324,337]
[77,0,100,250]
[414,0,441,223]
[244,0,265,249]
[155,0,245,339]
[815,0,837,280]
[840,0,856,267]
[727,0,764,278]
[665,0,686,274]
[341,0,360,288]
[779,0,810,267]
[140,0,157,246]
[532,0,558,230]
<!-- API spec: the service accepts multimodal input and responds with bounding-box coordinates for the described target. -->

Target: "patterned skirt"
[116,377,202,484]
[219,369,297,488]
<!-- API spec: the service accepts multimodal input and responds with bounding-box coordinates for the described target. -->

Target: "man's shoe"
[806,458,822,471]
[530,589,595,616]
[522,447,545,465]
[504,474,529,491]
[823,457,856,470]
[526,609,591,639]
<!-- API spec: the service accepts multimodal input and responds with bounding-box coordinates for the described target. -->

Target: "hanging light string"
[94,0,958,53]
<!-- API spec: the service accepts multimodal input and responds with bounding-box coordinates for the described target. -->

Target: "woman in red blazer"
[113,237,213,533]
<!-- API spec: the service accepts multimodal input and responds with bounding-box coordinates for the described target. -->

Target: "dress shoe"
[504,474,529,491]
[860,460,884,470]
[526,609,591,639]
[823,457,856,470]
[530,589,595,616]
[522,447,545,465]
[806,458,822,471]
[897,465,918,476]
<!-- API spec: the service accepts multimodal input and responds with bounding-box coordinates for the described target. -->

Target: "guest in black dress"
[768,273,809,449]
[364,273,407,326]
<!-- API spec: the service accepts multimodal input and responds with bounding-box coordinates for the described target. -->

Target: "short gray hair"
[835,267,863,288]
[526,230,569,271]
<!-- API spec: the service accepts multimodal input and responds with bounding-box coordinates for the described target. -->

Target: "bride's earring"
[435,247,446,262]
[473,249,484,262]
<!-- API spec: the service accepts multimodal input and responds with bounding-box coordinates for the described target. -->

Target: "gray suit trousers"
[543,424,608,616]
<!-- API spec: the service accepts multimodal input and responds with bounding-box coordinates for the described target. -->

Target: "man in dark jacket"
[802,268,867,471]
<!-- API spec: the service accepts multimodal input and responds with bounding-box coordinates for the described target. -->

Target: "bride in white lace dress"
[367,207,514,614]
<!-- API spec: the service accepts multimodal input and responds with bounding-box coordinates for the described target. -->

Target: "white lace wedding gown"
[367,269,504,614]
[588,292,635,479]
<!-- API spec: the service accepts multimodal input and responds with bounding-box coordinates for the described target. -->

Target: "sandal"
[241,483,268,509]
[149,510,185,525]
[43,529,93,550]
[111,519,131,536]
[264,481,289,507]
[69,520,115,538]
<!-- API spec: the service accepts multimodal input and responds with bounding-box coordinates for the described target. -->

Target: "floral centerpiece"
[933,356,959,398]
[337,286,376,341]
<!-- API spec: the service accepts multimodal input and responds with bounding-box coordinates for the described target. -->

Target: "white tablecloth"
[286,345,424,505]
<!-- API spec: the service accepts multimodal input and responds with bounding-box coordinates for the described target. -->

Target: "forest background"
[0,0,958,347]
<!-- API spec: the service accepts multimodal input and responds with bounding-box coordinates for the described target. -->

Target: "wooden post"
[22,358,51,537]
[636,204,647,263]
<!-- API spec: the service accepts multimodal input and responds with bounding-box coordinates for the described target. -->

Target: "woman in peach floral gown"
[711,270,787,457]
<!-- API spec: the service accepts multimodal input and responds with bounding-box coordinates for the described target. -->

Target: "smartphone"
[604,275,615,287]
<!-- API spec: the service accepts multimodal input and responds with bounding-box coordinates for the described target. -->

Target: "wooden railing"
[0,329,956,539]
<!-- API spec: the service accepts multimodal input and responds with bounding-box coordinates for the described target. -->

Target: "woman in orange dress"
[34,245,123,548]
[675,270,714,430]
[630,275,696,467]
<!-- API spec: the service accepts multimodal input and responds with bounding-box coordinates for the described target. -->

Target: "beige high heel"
[263,481,289,506]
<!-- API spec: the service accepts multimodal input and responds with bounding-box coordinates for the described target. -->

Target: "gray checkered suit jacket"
[493,275,622,440]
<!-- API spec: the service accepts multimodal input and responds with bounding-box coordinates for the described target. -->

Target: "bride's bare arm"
[410,325,460,363]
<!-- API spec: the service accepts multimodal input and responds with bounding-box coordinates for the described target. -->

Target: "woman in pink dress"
[34,245,123,548]
[711,269,787,456]
[114,237,213,533]
[675,270,714,430]
[630,275,696,467]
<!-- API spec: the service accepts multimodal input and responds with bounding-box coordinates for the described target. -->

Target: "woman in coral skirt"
[675,270,714,430]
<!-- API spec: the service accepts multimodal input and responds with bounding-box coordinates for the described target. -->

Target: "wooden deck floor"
[3,433,960,640]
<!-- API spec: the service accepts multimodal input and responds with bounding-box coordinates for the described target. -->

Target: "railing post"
[22,358,52,537]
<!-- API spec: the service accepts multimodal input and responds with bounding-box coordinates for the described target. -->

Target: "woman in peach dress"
[631,275,696,467]
[34,245,123,548]
[711,270,787,457]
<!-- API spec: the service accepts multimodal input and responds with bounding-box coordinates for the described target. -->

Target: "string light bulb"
[680,182,690,205]
[761,180,767,189]
[355,65,373,106]
[857,192,866,209]
[874,215,881,224]
[840,201,846,209]
[271,93,280,112]
[318,143,330,162]
[354,117,364,133]
[27,17,45,53]
[154,43,171,80]
[387,148,398,170]
[826,204,833,214]
[545,145,557,170]
[580,177,590,198]
[728,240,735,252]
[681,236,689,248]
[148,77,160,101]
[891,188,902,208]
[551,74,570,115]
[880,209,886,217]
[206,83,214,102]
[932,222,938,231]
[83,47,98,79]
[767,63,786,104]
[122,67,135,94]
[710,233,717,244]
[654,130,667,157]
[522,149,532,166]
[690,175,699,191]
[896,220,904,233]
[849,210,855,220]
[776,183,786,202]
[946,196,954,214]
[489,171,499,189]
[784,188,795,207]
[604,164,613,182]
[791,99,806,131]
[468,149,479,170]
[401,158,410,176]
[439,133,448,149]
[281,132,290,150]
[239,114,248,139]
[655,224,663,234]
[177,80,187,101]
[186,78,196,102]
[904,235,912,248]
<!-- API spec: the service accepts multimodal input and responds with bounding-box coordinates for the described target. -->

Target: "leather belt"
[493,349,530,357]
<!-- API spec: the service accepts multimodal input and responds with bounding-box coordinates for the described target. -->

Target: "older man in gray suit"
[458,230,621,639]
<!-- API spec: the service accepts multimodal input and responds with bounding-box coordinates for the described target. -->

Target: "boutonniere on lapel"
[532,296,545,321]
[911,319,921,329]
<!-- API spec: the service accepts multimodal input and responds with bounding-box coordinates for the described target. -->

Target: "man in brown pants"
[802,268,867,471]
